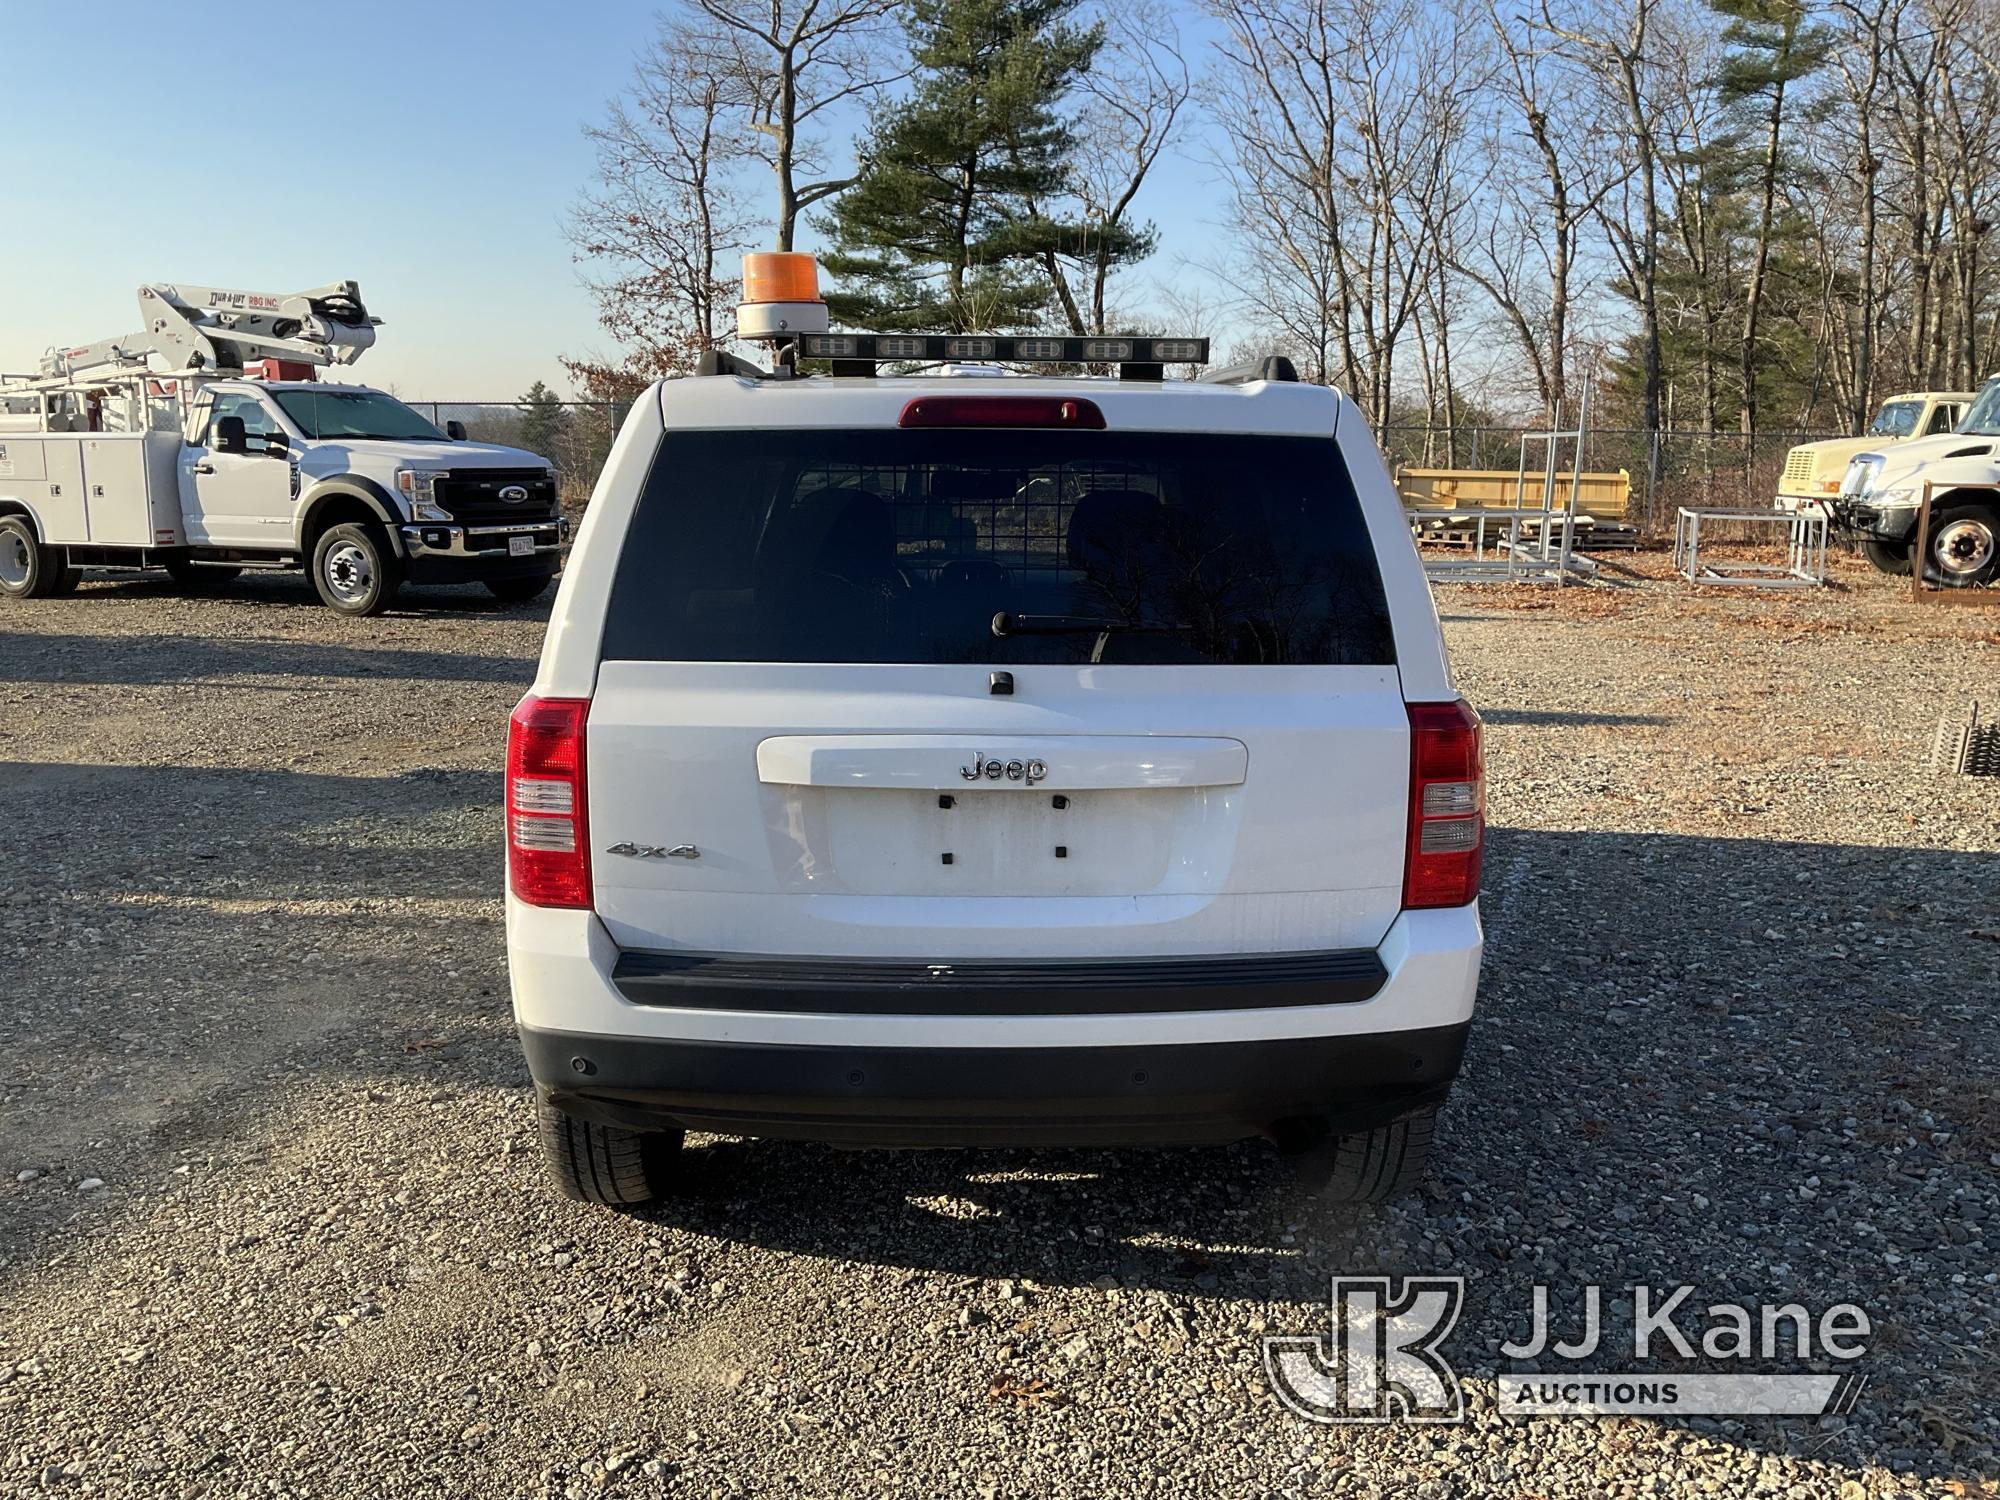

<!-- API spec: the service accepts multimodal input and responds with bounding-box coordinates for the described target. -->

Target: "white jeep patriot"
[504,335,1484,1207]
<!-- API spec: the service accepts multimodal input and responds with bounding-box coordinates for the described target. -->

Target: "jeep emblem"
[959,752,1047,785]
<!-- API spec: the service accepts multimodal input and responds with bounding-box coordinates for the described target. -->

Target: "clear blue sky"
[0,1,1231,400]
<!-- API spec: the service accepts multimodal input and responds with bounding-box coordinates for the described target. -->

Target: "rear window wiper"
[990,611,1198,663]
[990,612,1190,638]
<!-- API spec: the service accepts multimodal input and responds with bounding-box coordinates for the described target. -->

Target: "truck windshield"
[600,428,1395,666]
[1867,400,1923,437]
[272,389,447,442]
[1958,379,2000,437]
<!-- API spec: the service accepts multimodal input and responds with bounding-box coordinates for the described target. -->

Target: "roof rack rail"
[694,349,774,380]
[1197,355,1300,386]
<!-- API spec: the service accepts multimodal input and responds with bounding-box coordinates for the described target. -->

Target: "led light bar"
[797,334,1209,366]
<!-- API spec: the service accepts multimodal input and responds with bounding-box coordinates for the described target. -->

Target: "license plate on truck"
[509,535,534,557]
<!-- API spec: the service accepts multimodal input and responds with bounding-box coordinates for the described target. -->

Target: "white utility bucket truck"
[0,281,566,614]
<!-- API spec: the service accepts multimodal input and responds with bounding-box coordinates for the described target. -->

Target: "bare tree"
[1454,0,1613,415]
[1040,0,1192,334]
[1206,0,1476,428]
[566,16,757,382]
[1653,7,1732,432]
[1546,0,1668,458]
[694,0,906,250]
[1828,0,1898,429]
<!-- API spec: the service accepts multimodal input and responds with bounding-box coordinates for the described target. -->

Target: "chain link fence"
[411,397,1839,537]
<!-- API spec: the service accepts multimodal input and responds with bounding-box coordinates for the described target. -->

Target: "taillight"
[898,396,1106,429]
[507,695,591,909]
[1404,699,1484,909]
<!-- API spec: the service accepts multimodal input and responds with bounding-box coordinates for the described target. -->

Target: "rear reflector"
[508,695,591,908]
[898,396,1106,430]
[1404,699,1484,909]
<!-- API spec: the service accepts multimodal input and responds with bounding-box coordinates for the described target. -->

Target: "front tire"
[0,515,71,600]
[311,522,402,616]
[1923,503,2000,588]
[536,1093,683,1208]
[484,574,552,604]
[1297,1108,1437,1204]
[1861,535,1911,576]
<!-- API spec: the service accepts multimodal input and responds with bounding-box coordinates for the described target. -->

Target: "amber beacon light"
[737,252,829,341]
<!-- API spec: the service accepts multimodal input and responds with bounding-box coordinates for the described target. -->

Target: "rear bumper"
[507,903,1482,1146]
[525,1023,1467,1147]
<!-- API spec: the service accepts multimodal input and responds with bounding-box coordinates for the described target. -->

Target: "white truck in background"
[0,281,566,615]
[1773,390,1972,514]
[1832,371,2000,585]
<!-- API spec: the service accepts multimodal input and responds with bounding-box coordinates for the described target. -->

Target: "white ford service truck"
[0,281,566,614]
[505,253,1485,1209]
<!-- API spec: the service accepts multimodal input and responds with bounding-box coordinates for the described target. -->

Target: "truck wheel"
[1923,503,2000,588]
[311,522,402,616]
[163,556,243,590]
[1297,1108,1436,1204]
[1861,536,1911,576]
[484,575,551,604]
[535,1093,682,1208]
[0,515,71,600]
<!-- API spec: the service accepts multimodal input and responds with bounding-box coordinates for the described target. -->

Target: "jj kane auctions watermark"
[1264,1278,1871,1424]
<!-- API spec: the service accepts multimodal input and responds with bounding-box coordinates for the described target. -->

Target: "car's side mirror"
[214,415,247,455]
[262,429,289,457]
[446,420,467,441]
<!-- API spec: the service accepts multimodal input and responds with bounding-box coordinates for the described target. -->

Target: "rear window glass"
[600,427,1394,666]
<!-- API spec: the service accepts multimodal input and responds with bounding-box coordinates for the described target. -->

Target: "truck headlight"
[1874,485,1915,508]
[1842,455,1884,497]
[396,468,445,506]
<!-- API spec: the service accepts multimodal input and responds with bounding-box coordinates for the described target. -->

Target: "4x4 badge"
[606,842,700,860]
[960,752,1048,785]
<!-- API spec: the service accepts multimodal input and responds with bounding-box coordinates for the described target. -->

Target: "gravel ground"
[0,558,1994,1499]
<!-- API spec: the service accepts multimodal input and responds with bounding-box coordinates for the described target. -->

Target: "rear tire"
[536,1093,683,1208]
[1861,535,1911,576]
[311,522,401,616]
[1922,503,1999,588]
[164,556,243,590]
[484,574,552,604]
[1297,1108,1437,1204]
[0,515,70,600]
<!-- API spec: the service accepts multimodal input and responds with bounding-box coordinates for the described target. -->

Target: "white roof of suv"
[660,371,1347,437]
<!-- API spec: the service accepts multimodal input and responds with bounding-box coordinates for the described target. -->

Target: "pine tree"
[516,380,571,461]
[819,0,1146,332]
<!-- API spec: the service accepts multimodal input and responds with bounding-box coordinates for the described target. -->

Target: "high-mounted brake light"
[507,695,591,909]
[1403,699,1484,909]
[899,396,1106,430]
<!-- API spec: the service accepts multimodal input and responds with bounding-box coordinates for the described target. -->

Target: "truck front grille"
[433,468,558,525]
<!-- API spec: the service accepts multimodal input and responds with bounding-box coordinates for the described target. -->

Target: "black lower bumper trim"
[522,1023,1468,1147]
[1829,500,1915,542]
[609,947,1389,1016]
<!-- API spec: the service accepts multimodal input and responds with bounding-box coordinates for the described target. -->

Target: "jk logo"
[1264,1277,1466,1424]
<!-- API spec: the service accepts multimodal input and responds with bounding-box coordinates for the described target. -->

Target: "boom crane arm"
[40,280,381,380]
